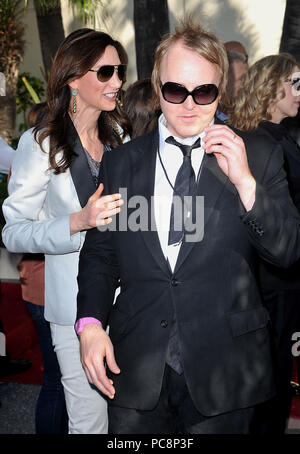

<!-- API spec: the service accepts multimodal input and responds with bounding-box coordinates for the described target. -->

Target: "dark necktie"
[166,136,201,245]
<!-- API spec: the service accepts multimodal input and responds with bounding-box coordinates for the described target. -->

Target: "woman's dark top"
[258,120,300,289]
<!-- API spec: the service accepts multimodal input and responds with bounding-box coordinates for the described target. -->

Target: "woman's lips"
[104,92,118,99]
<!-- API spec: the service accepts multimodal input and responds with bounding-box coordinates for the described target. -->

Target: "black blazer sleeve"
[240,134,300,268]
[76,152,120,328]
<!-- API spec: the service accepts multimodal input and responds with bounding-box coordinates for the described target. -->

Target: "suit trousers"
[50,323,108,434]
[108,364,255,434]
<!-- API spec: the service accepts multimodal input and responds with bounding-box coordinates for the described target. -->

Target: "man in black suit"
[76,19,300,434]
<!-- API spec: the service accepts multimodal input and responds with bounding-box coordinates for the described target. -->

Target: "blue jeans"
[25,301,68,434]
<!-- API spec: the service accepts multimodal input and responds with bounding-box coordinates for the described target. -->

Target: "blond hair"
[151,17,229,109]
[228,53,298,131]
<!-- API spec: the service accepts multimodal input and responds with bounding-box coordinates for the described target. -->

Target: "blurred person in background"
[229,52,300,434]
[226,50,248,103]
[123,78,160,139]
[0,133,31,380]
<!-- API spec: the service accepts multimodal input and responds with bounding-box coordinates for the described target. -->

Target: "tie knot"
[166,136,201,157]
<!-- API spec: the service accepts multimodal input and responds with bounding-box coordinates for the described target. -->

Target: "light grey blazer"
[2,121,98,325]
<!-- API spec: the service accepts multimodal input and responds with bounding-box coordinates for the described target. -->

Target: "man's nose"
[183,94,196,109]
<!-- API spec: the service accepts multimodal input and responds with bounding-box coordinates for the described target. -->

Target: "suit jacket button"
[171,278,178,286]
[160,320,168,328]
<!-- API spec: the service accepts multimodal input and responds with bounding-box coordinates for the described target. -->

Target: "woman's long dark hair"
[34,28,131,174]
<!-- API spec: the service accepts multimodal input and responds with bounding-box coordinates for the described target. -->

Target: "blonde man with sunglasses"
[77,19,300,434]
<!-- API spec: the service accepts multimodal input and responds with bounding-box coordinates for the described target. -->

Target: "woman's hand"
[70,183,124,234]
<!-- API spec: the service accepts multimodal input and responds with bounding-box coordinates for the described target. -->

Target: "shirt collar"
[158,113,214,150]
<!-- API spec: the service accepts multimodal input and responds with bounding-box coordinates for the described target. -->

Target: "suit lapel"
[131,130,172,277]
[68,116,96,208]
[130,120,229,276]
[174,148,228,273]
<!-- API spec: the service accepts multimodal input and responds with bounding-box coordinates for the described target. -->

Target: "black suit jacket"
[77,124,300,416]
[258,121,300,290]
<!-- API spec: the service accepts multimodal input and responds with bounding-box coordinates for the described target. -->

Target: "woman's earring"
[116,94,123,107]
[72,89,78,113]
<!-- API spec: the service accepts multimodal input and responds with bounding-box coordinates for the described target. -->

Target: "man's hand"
[203,124,256,211]
[79,323,120,399]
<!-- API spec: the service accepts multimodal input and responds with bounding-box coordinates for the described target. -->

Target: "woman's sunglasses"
[161,81,219,105]
[285,77,300,90]
[89,64,127,82]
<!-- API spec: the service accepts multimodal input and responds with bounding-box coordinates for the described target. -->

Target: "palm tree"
[0,0,106,144]
[134,0,170,79]
[33,0,65,77]
[280,0,300,62]
[0,1,25,145]
[34,0,108,77]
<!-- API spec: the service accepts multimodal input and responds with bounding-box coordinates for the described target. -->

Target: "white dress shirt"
[154,114,209,272]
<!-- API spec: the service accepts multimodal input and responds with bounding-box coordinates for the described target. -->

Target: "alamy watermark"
[97,188,205,243]
[0,331,6,356]
[292,332,300,357]
[0,72,6,96]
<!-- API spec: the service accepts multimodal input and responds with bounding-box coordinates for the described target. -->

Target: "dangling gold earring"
[116,94,123,107]
[72,89,78,113]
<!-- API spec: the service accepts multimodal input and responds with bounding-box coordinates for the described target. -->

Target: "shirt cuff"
[75,317,102,334]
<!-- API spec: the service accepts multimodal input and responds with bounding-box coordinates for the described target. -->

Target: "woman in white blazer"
[2,28,131,434]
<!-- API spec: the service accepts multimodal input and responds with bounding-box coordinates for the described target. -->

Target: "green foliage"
[22,75,41,104]
[11,136,21,150]
[33,0,61,14]
[0,174,8,207]
[69,0,109,27]
[31,0,108,25]
[16,72,45,133]
[0,0,24,22]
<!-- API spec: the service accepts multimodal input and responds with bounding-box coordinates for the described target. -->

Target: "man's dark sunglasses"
[89,64,127,82]
[161,81,219,105]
